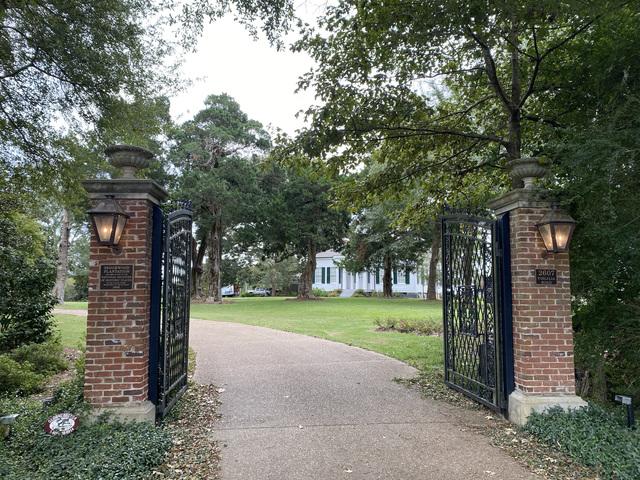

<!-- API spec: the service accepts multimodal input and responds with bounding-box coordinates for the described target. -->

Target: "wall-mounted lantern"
[536,206,576,254]
[87,195,129,246]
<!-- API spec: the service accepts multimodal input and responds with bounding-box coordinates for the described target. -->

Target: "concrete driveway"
[190,320,537,480]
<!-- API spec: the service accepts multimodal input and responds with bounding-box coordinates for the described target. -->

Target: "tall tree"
[254,257,299,296]
[291,1,635,189]
[171,94,269,302]
[256,165,349,299]
[341,200,431,298]
[426,222,441,301]
[0,0,293,173]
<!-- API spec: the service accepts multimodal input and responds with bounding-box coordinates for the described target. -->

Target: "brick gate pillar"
[82,145,167,423]
[489,188,586,425]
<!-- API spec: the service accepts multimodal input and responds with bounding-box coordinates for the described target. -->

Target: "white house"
[312,250,433,297]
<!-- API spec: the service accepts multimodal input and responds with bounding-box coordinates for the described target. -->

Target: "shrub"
[0,365,171,479]
[352,288,366,297]
[0,356,45,395]
[327,289,342,297]
[375,316,442,336]
[311,288,328,297]
[240,291,256,297]
[0,216,57,353]
[525,404,640,480]
[8,340,67,376]
[69,271,89,301]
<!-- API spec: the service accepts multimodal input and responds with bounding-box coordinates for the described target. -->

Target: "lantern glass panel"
[113,215,127,244]
[553,223,573,251]
[537,223,554,252]
[93,214,116,243]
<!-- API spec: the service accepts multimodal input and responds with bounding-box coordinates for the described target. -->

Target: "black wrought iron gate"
[441,210,514,412]
[150,202,193,418]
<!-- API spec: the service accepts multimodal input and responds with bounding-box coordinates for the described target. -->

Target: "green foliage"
[254,257,300,293]
[0,356,45,396]
[8,340,67,377]
[352,289,367,297]
[341,198,431,296]
[0,399,171,479]
[0,1,169,170]
[525,405,640,480]
[0,358,170,479]
[256,164,350,260]
[0,0,295,214]
[0,215,56,352]
[327,289,342,297]
[171,93,270,300]
[291,0,623,190]
[250,163,349,298]
[311,288,328,298]
[375,317,442,336]
[549,97,640,402]
[0,338,68,396]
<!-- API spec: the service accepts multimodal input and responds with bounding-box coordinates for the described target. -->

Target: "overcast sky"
[169,4,326,136]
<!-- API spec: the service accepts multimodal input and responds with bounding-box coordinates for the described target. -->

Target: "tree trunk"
[427,222,441,301]
[52,208,71,303]
[297,240,316,300]
[382,253,393,298]
[208,213,223,303]
[192,235,207,299]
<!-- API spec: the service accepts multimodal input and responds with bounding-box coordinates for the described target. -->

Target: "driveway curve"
[190,319,537,480]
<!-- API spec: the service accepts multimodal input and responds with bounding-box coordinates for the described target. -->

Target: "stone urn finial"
[507,157,548,189]
[105,144,154,179]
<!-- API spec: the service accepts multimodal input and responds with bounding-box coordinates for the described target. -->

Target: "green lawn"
[55,297,443,370]
[60,301,88,310]
[54,313,87,348]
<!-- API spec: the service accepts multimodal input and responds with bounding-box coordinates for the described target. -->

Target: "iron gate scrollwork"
[152,202,192,418]
[441,209,512,412]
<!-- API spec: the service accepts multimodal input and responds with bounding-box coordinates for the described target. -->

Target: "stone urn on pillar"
[507,157,548,189]
[105,144,154,178]
[489,157,586,425]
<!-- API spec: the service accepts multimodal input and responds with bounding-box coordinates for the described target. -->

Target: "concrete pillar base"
[508,390,587,426]
[91,400,156,424]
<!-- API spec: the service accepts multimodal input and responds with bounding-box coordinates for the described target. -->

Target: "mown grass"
[55,297,443,370]
[54,314,86,349]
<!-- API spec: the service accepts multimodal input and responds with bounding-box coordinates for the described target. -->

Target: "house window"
[393,268,398,285]
[367,272,370,284]
[376,269,380,284]
[326,267,331,283]
[405,269,410,284]
[339,268,342,284]
[321,267,325,284]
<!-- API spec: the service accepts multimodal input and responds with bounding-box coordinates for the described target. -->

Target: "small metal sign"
[44,413,79,436]
[535,268,557,285]
[100,264,134,290]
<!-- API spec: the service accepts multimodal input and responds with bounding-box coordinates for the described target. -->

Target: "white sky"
[169,3,326,136]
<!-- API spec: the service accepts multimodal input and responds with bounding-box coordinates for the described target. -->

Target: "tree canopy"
[170,93,269,301]
[291,0,637,192]
[255,164,350,299]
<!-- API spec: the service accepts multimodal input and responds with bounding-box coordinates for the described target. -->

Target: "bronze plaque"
[100,264,134,290]
[535,268,557,285]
